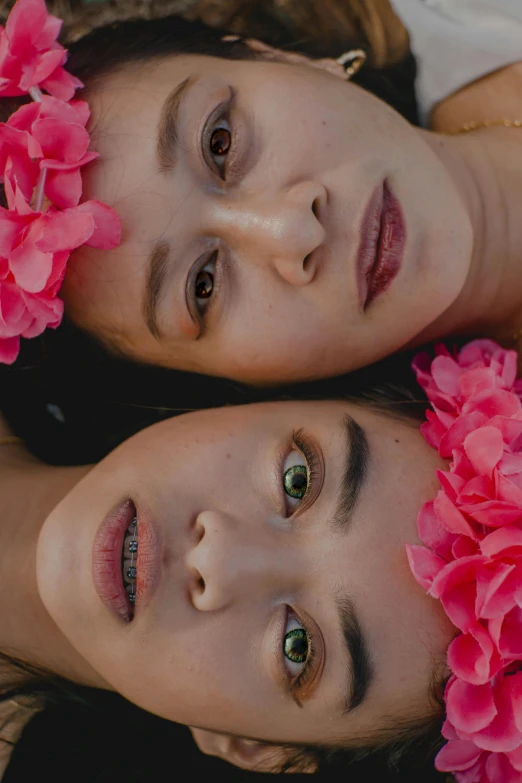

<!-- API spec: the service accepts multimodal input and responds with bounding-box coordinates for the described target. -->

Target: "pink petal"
[40,65,83,102]
[434,489,478,538]
[507,744,522,771]
[476,562,518,620]
[481,526,522,557]
[446,679,497,734]
[417,499,456,559]
[25,48,65,90]
[431,556,485,632]
[0,335,20,364]
[485,752,522,783]
[32,118,90,162]
[441,412,490,460]
[35,210,94,253]
[447,623,501,685]
[0,209,24,256]
[41,151,98,171]
[471,677,522,753]
[435,740,483,772]
[489,606,522,659]
[470,390,522,421]
[464,426,504,479]
[9,239,52,293]
[76,200,122,249]
[44,168,82,209]
[431,354,463,395]
[461,499,522,528]
[6,0,48,50]
[406,544,446,590]
[496,473,522,506]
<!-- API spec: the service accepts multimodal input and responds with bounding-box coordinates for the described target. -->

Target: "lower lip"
[92,500,135,622]
[357,182,406,309]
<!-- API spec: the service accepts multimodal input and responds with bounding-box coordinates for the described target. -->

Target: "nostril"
[189,568,205,603]
[303,252,312,269]
[311,197,319,218]
[194,519,205,544]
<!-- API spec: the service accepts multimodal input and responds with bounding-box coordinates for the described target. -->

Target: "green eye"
[284,627,308,663]
[283,465,308,500]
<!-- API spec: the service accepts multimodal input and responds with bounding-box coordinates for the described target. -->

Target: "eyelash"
[284,429,320,514]
[288,619,317,705]
[202,91,237,181]
[186,249,226,334]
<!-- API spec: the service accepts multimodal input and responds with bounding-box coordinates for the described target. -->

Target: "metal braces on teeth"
[123,516,137,604]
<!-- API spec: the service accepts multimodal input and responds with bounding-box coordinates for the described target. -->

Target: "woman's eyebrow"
[156,74,199,173]
[141,75,200,339]
[332,414,370,532]
[141,74,198,340]
[336,596,374,713]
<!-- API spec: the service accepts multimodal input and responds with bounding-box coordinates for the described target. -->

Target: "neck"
[0,445,104,689]
[414,127,522,345]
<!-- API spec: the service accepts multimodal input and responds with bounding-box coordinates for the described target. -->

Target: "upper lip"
[355,183,385,310]
[92,499,135,622]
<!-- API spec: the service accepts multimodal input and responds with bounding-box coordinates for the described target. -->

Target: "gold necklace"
[449,117,522,342]
[449,118,522,134]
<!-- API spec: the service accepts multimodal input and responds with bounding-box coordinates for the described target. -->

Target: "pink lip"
[356,181,406,309]
[92,500,135,622]
[135,515,160,610]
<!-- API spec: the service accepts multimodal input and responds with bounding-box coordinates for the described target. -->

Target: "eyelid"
[201,87,240,181]
[277,430,325,518]
[280,605,326,706]
[185,249,227,336]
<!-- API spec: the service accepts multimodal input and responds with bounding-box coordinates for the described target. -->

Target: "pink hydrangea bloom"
[0,0,121,363]
[0,0,82,100]
[409,340,522,782]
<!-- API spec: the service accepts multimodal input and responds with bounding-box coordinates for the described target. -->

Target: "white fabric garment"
[390,0,522,124]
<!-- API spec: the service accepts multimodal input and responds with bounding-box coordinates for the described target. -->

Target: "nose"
[186,510,297,613]
[210,181,327,286]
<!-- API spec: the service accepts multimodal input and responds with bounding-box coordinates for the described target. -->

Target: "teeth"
[123,560,136,584]
[123,536,138,558]
[121,516,138,607]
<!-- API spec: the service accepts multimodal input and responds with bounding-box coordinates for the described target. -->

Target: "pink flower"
[1,96,98,208]
[0,0,121,363]
[410,340,522,781]
[0,0,82,100]
[0,187,120,363]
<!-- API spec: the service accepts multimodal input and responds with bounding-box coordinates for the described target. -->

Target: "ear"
[223,36,346,81]
[190,727,316,773]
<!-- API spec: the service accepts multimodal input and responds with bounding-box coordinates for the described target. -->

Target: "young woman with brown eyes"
[12,8,520,393]
[0,385,450,780]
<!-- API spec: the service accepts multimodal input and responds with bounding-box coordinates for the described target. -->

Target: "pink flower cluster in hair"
[0,0,121,363]
[0,0,81,99]
[408,340,522,783]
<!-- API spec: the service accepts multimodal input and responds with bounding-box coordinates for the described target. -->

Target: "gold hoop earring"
[336,49,366,80]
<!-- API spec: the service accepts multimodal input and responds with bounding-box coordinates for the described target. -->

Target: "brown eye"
[195,269,214,301]
[210,126,231,158]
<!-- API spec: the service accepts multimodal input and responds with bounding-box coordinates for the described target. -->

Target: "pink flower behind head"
[0,0,121,363]
[0,0,82,100]
[410,340,522,782]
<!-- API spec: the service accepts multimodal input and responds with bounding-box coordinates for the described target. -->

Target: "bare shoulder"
[430,61,522,134]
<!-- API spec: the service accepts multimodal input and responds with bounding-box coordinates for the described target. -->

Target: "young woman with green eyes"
[0,389,451,779]
[22,9,522,392]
